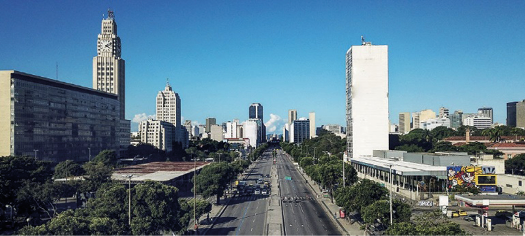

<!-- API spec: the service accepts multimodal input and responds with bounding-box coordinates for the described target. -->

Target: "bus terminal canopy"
[455,194,525,207]
[351,156,447,179]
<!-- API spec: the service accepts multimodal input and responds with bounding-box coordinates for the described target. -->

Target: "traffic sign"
[285,176,292,180]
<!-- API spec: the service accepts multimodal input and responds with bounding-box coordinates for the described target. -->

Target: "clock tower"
[93,10,125,119]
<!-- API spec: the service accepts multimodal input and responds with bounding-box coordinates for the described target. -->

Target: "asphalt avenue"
[277,149,341,235]
[205,150,273,235]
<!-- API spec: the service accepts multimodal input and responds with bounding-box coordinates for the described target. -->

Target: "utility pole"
[343,155,346,188]
[88,147,91,162]
[389,164,393,225]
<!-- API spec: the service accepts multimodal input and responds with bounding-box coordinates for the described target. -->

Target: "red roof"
[114,161,210,174]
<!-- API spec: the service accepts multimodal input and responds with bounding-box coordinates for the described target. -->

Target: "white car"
[254,189,261,195]
[261,189,268,195]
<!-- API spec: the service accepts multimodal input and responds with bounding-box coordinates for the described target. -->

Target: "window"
[520,181,522,187]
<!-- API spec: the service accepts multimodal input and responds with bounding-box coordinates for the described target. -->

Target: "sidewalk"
[285,153,364,236]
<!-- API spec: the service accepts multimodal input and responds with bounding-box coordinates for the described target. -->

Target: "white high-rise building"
[93,10,126,119]
[288,109,297,125]
[309,112,316,138]
[225,120,240,139]
[346,39,389,158]
[244,119,261,148]
[156,81,181,127]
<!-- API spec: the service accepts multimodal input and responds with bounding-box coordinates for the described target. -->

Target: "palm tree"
[482,128,502,143]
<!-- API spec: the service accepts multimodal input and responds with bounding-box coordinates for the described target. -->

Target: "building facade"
[249,103,263,120]
[156,81,181,127]
[346,40,389,158]
[517,100,525,128]
[288,109,297,125]
[0,70,120,162]
[205,117,216,133]
[464,116,492,129]
[92,10,125,120]
[244,119,262,148]
[291,119,310,144]
[450,110,463,129]
[507,102,518,127]
[439,107,449,118]
[420,117,451,130]
[138,120,175,152]
[309,112,316,138]
[478,107,493,124]
[399,112,410,134]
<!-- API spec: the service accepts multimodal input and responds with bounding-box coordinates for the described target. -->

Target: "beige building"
[420,109,436,123]
[288,109,297,125]
[138,120,175,152]
[517,100,525,128]
[399,112,410,134]
[0,70,120,162]
[92,10,125,120]
[156,81,181,127]
[210,124,224,142]
[309,112,316,138]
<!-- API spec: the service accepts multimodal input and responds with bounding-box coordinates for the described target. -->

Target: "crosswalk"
[234,195,269,201]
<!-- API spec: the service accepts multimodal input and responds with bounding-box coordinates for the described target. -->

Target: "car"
[458,210,468,216]
[464,214,477,221]
[254,189,261,195]
[451,212,459,218]
[262,189,268,195]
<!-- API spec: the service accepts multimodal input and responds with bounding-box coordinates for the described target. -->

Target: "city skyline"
[2,1,525,133]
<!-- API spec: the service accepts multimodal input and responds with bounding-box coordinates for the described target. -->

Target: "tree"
[430,141,458,153]
[81,161,112,192]
[0,156,53,216]
[386,211,466,235]
[54,160,84,179]
[179,198,212,227]
[194,162,235,204]
[131,181,184,235]
[92,150,118,167]
[482,128,502,143]
[362,199,411,226]
[334,179,387,214]
[506,153,525,175]
[429,126,456,141]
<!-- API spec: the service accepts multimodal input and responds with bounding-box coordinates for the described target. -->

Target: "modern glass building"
[0,70,120,162]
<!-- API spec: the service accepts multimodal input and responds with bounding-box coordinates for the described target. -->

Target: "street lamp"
[389,164,393,225]
[88,147,91,161]
[33,149,39,161]
[122,174,134,226]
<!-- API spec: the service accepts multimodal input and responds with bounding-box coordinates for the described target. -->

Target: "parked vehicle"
[464,214,477,221]
[496,210,513,219]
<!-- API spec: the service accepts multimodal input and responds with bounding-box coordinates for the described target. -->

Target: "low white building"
[463,116,492,129]
[420,117,451,130]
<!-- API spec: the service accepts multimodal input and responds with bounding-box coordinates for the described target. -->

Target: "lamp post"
[33,149,39,161]
[88,147,91,162]
[122,174,133,226]
[389,164,393,225]
[193,152,198,232]
[343,155,346,188]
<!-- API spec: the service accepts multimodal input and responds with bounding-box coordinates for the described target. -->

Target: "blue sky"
[2,1,524,133]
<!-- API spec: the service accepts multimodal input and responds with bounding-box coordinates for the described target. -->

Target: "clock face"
[101,40,112,52]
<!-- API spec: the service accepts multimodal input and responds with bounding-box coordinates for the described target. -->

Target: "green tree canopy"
[54,160,84,179]
[386,211,466,235]
[92,150,118,167]
[194,162,236,204]
[335,179,387,214]
[506,153,525,175]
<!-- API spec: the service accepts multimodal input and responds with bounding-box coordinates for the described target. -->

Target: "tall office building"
[156,81,181,127]
[411,112,420,130]
[346,39,389,158]
[288,109,297,125]
[507,102,518,127]
[399,112,410,134]
[478,107,493,124]
[291,119,310,144]
[450,110,463,129]
[517,100,525,128]
[138,120,175,152]
[92,10,125,119]
[309,112,316,138]
[249,103,263,120]
[205,118,216,133]
[439,107,449,118]
[249,103,265,142]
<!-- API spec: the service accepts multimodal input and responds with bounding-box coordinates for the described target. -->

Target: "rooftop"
[351,156,447,178]
[112,161,210,183]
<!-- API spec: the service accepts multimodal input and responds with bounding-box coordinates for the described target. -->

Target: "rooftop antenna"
[108,9,115,19]
[361,36,365,45]
[166,78,170,86]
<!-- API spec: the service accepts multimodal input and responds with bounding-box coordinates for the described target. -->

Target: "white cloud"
[131,113,155,123]
[265,114,284,133]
